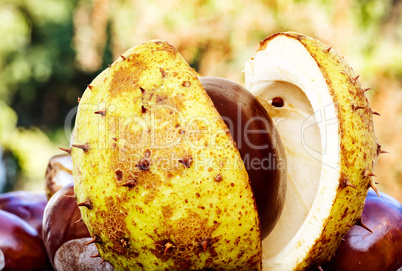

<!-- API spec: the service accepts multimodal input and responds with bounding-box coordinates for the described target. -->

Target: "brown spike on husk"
[72,143,89,152]
[201,240,208,252]
[77,199,93,209]
[164,242,173,254]
[363,169,376,177]
[376,144,389,155]
[59,147,71,155]
[366,172,376,177]
[369,180,380,197]
[141,105,147,114]
[372,111,381,116]
[90,254,100,258]
[136,159,150,171]
[352,104,365,111]
[94,109,106,116]
[159,67,167,77]
[122,180,138,188]
[178,156,193,168]
[84,235,101,245]
[356,217,373,233]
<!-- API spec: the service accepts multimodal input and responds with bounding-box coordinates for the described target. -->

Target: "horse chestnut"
[0,191,47,235]
[0,210,48,271]
[321,189,402,271]
[42,182,114,270]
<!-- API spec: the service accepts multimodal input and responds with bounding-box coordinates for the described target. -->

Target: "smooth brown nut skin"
[321,189,402,271]
[200,77,287,239]
[0,209,48,271]
[0,191,47,235]
[42,182,114,270]
[42,182,90,267]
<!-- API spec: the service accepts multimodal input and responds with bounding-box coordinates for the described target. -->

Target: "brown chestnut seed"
[0,209,48,271]
[0,191,48,236]
[321,189,402,271]
[200,77,287,239]
[42,183,114,270]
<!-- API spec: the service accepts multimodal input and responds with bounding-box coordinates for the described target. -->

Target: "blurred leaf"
[8,127,59,181]
[0,101,18,145]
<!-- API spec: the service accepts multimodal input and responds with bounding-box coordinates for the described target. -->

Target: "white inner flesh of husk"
[245,36,340,269]
[52,156,73,188]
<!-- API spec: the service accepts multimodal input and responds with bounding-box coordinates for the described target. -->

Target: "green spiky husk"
[72,40,262,270]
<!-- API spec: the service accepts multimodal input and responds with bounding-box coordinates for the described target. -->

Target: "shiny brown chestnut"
[321,189,402,271]
[42,182,114,270]
[200,77,287,239]
[0,209,48,271]
[44,154,73,199]
[0,191,47,235]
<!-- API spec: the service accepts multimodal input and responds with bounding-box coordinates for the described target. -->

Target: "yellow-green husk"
[72,40,262,270]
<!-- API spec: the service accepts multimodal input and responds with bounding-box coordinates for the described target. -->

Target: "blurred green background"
[0,0,401,201]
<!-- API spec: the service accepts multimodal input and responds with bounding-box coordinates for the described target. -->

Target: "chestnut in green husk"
[42,182,114,270]
[70,41,286,270]
[0,191,47,235]
[321,189,402,271]
[0,210,48,271]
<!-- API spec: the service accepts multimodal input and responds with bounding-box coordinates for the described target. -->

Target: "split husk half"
[245,32,379,270]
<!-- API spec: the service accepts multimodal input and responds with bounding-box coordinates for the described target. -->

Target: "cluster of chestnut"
[0,190,48,270]
[0,152,400,270]
[0,155,113,271]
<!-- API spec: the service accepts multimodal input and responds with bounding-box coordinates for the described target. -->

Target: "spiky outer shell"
[72,40,262,270]
[295,33,377,269]
[250,32,378,270]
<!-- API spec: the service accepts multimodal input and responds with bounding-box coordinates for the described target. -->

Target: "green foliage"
[0,0,88,191]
